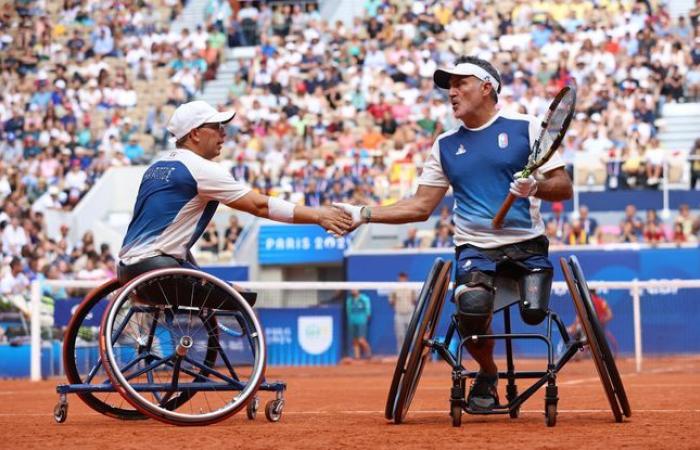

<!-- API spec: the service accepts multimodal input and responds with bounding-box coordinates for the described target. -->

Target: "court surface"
[1,356,699,449]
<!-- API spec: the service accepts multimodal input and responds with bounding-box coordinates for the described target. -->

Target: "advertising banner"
[258,225,351,265]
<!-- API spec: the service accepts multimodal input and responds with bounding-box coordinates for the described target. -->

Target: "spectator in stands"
[547,202,568,241]
[644,137,664,187]
[545,220,563,246]
[434,205,454,236]
[672,222,688,245]
[389,272,416,353]
[577,205,598,241]
[674,204,696,242]
[200,221,220,255]
[565,219,588,245]
[620,204,644,240]
[222,215,243,252]
[619,221,639,243]
[689,139,700,189]
[402,227,420,248]
[346,288,372,361]
[643,219,667,245]
[2,216,27,257]
[123,136,145,164]
[0,257,30,315]
[431,224,453,248]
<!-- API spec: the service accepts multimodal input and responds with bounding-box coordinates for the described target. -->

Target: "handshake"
[320,202,369,237]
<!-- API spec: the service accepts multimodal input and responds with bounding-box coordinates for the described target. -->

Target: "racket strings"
[535,90,576,164]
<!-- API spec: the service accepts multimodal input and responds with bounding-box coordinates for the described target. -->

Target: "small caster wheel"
[265,399,284,423]
[545,402,557,427]
[450,403,462,427]
[246,397,259,420]
[54,403,68,423]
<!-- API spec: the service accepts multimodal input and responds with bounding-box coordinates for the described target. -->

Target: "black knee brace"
[455,272,495,336]
[518,269,553,325]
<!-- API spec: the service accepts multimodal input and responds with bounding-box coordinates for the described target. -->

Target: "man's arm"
[533,167,573,202]
[227,190,352,236]
[368,185,448,223]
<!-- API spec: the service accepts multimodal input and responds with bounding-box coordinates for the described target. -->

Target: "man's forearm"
[535,170,573,202]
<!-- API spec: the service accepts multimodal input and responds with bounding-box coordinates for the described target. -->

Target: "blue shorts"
[455,236,553,283]
[349,323,368,340]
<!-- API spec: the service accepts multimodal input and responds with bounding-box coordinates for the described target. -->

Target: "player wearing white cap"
[335,56,573,411]
[117,101,351,282]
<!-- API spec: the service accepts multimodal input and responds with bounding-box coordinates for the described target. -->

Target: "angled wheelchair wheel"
[63,279,145,420]
[561,257,629,422]
[99,268,266,426]
[569,256,631,418]
[385,258,445,421]
[390,259,452,424]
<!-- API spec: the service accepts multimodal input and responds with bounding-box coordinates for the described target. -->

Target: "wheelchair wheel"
[390,259,452,424]
[63,280,145,420]
[561,257,629,422]
[99,268,266,426]
[385,258,446,421]
[569,256,631,418]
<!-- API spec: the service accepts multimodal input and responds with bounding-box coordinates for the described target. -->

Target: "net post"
[30,280,41,382]
[631,279,642,373]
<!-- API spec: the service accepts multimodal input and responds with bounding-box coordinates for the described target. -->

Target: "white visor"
[433,62,501,93]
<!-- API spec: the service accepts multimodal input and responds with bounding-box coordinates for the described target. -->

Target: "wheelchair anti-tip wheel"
[560,256,631,422]
[99,268,266,426]
[386,258,452,424]
[62,279,146,420]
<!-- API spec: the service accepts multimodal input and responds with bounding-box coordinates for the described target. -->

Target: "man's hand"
[509,171,538,198]
[318,205,353,236]
[332,202,364,233]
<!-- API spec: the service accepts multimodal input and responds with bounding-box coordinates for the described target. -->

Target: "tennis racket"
[492,86,577,229]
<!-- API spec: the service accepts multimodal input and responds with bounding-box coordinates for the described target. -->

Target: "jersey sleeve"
[192,158,252,203]
[528,114,566,175]
[417,138,450,187]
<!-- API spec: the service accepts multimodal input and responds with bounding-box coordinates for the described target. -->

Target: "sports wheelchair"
[386,256,631,427]
[54,268,286,426]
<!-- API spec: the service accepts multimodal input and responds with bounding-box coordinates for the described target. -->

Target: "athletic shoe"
[467,373,499,411]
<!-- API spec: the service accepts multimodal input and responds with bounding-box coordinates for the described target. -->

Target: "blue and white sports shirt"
[119,149,251,264]
[418,110,564,249]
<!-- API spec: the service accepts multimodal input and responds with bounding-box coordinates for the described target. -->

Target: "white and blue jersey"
[418,110,564,249]
[119,149,251,264]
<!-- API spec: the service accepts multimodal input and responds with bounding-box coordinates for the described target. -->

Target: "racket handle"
[492,193,517,229]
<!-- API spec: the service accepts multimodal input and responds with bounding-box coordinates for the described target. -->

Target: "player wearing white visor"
[334,56,573,411]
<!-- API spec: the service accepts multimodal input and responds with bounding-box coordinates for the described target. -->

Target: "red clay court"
[2,356,699,449]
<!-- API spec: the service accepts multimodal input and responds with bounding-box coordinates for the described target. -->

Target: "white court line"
[3,409,700,418]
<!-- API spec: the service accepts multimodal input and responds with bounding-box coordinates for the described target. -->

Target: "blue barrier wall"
[257,306,342,366]
[346,248,700,357]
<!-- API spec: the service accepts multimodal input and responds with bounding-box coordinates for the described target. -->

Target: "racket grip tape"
[492,193,517,229]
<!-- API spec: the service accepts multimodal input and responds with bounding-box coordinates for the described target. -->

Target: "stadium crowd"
[2,0,700,318]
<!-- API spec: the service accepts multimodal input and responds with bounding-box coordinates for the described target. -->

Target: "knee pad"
[518,269,553,325]
[454,272,495,336]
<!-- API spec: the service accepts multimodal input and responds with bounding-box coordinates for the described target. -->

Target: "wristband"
[268,196,295,223]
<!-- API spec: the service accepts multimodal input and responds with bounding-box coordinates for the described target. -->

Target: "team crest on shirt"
[455,144,466,155]
[498,133,509,149]
[498,133,508,148]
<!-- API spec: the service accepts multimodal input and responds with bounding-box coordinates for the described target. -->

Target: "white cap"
[433,62,501,93]
[166,101,235,140]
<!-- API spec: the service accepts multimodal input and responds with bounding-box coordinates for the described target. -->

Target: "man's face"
[192,122,226,159]
[448,75,489,120]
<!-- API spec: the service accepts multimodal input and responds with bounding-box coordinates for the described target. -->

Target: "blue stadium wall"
[346,248,700,357]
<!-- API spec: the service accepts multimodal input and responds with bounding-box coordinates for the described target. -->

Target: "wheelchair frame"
[55,268,286,426]
[386,256,630,427]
